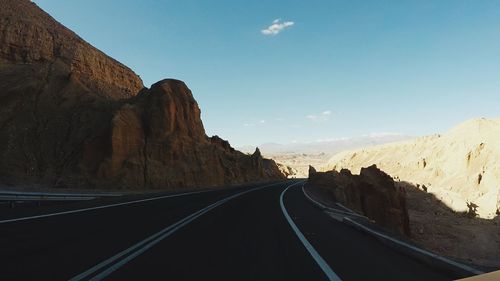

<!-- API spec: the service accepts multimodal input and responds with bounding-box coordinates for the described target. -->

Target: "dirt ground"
[401,182,500,268]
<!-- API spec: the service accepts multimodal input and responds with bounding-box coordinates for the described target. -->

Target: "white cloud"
[243,120,267,127]
[261,19,294,36]
[306,110,332,122]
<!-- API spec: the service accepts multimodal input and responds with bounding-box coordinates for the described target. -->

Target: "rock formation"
[0,0,285,189]
[325,118,500,218]
[0,0,143,99]
[309,165,410,235]
[275,163,298,178]
[308,165,317,175]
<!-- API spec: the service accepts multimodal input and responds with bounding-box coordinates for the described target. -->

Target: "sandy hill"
[0,0,284,189]
[325,117,500,218]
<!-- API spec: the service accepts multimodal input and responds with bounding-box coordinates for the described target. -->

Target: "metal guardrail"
[302,182,484,277]
[0,191,121,202]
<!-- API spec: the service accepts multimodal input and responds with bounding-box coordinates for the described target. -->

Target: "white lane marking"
[0,189,219,224]
[70,181,285,281]
[280,182,343,281]
[343,217,484,275]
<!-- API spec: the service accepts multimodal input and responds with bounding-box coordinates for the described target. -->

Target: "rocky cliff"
[308,165,410,235]
[0,0,143,99]
[0,0,284,189]
[325,118,500,218]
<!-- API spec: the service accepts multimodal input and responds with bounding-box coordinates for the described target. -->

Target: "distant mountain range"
[239,133,413,156]
[239,134,413,178]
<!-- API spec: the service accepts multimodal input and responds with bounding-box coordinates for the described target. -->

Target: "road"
[0,180,461,281]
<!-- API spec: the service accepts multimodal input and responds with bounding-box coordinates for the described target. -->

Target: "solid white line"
[0,189,216,224]
[70,181,285,281]
[280,182,342,281]
[343,217,484,275]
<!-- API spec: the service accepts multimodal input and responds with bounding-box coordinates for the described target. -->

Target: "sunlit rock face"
[325,118,500,219]
[0,0,285,189]
[309,165,410,236]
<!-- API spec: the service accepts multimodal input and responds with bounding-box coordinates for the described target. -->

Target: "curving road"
[0,180,460,281]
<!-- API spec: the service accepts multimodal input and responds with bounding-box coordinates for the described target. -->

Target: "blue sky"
[34,0,500,146]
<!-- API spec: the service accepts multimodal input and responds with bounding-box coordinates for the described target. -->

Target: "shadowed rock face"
[0,0,284,189]
[309,165,410,236]
[93,80,284,189]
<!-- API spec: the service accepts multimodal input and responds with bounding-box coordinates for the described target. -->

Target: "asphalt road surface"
[0,180,461,281]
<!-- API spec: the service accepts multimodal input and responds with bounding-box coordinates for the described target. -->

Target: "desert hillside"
[0,0,284,189]
[240,134,412,178]
[325,117,500,219]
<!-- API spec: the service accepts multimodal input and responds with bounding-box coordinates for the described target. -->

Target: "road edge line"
[280,181,342,281]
